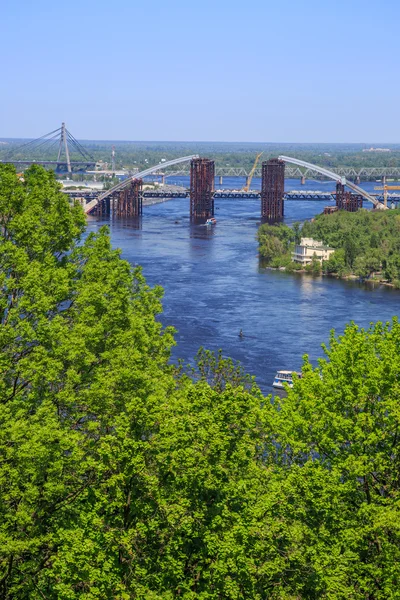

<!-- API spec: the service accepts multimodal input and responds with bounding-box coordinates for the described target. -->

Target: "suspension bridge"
[1,124,400,182]
[0,123,96,172]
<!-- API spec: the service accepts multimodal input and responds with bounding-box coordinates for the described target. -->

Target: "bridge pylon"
[190,158,215,221]
[1,122,96,173]
[336,183,363,212]
[116,179,143,217]
[261,159,285,221]
[57,122,72,173]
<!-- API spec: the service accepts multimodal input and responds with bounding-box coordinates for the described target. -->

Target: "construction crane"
[242,152,263,192]
[374,184,400,207]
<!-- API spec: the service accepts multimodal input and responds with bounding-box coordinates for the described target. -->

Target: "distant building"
[362,147,391,153]
[292,237,335,265]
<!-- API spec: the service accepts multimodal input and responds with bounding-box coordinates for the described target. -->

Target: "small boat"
[205,217,217,225]
[272,370,301,389]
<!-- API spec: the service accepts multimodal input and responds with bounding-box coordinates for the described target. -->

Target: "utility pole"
[57,122,72,174]
[111,145,116,172]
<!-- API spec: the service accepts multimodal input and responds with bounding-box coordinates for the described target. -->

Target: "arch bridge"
[85,155,386,219]
[84,155,199,214]
[278,156,384,209]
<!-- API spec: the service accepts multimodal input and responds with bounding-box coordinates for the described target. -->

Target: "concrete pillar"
[219,175,223,185]
[245,176,251,189]
[356,175,361,184]
[161,174,165,185]
[301,175,306,185]
[382,175,387,185]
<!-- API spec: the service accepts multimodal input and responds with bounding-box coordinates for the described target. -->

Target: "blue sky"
[1,0,399,142]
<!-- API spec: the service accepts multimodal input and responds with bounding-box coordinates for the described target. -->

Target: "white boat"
[272,370,301,389]
[205,217,217,225]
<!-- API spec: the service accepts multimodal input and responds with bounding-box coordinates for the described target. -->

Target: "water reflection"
[190,223,216,240]
[110,215,142,230]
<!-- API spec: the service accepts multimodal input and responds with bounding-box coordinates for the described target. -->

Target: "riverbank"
[258,209,400,288]
[261,264,398,288]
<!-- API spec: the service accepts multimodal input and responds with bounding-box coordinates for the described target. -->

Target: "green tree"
[343,233,358,268]
[0,165,283,599]
[292,221,301,244]
[3,164,400,599]
[258,234,286,262]
[305,254,322,275]
[257,223,295,265]
[0,165,175,597]
[324,248,346,275]
[275,319,400,598]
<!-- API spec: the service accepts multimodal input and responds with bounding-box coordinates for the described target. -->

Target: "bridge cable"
[2,128,62,159]
[65,130,95,161]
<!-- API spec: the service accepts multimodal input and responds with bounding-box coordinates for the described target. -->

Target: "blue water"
[87,180,400,393]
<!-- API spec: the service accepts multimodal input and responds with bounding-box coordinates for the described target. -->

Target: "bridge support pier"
[190,158,215,221]
[219,176,223,185]
[356,175,361,184]
[344,192,363,211]
[336,183,345,209]
[161,175,166,185]
[301,175,306,185]
[261,159,285,221]
[336,183,363,212]
[116,179,143,217]
[98,197,110,216]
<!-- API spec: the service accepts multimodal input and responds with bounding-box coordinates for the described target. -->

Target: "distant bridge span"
[162,165,400,181]
[278,156,386,209]
[84,155,199,214]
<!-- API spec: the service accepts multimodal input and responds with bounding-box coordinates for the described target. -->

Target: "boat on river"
[205,217,217,225]
[272,370,301,389]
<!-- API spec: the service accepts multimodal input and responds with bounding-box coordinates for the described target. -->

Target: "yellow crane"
[374,184,400,207]
[242,152,263,192]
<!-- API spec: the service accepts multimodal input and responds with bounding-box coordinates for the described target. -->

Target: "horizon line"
[1,137,400,146]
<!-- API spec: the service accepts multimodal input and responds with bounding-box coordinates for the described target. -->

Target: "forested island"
[258,208,400,286]
[0,164,399,598]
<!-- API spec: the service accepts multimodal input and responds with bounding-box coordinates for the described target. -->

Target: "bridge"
[66,188,337,202]
[158,165,400,182]
[84,155,199,214]
[0,123,96,172]
[82,154,386,220]
[277,156,382,208]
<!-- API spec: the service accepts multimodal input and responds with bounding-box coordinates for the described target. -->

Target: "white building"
[362,147,391,153]
[292,237,335,265]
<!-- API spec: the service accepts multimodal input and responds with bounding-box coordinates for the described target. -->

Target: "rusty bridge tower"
[116,178,143,217]
[190,158,215,221]
[336,183,363,212]
[261,158,285,220]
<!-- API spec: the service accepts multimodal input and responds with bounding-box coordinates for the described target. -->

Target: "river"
[86,178,400,393]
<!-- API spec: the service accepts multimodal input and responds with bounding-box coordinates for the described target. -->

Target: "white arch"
[85,155,199,214]
[278,155,385,209]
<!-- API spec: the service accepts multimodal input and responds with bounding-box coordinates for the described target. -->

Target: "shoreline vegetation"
[258,208,400,288]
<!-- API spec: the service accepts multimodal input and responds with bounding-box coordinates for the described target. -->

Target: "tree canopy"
[0,164,399,598]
